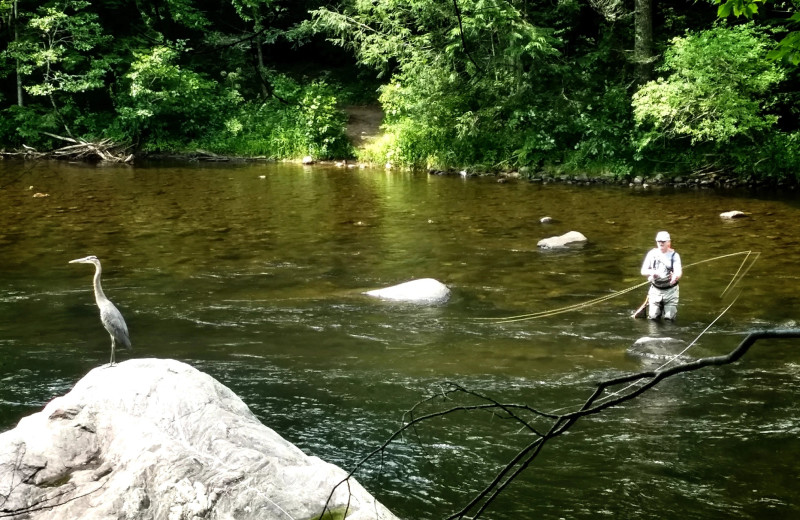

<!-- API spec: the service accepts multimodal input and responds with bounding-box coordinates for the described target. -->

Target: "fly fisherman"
[641,231,682,320]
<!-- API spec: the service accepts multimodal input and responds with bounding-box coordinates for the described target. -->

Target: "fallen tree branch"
[0,133,135,163]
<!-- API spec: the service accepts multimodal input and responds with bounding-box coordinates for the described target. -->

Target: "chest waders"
[648,251,679,320]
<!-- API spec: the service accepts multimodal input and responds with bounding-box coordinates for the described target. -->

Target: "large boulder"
[364,278,451,304]
[0,359,398,520]
[537,231,587,249]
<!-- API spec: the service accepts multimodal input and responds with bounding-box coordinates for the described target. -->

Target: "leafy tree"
[111,44,242,150]
[3,0,113,138]
[312,0,561,169]
[134,0,211,40]
[632,23,786,147]
[713,0,800,65]
[201,77,352,159]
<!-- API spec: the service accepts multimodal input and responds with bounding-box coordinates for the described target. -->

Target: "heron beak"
[69,257,89,264]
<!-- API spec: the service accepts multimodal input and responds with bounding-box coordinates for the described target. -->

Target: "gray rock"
[537,231,587,249]
[364,278,450,304]
[0,359,397,520]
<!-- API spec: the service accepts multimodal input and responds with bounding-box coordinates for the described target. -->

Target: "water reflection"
[1,159,799,519]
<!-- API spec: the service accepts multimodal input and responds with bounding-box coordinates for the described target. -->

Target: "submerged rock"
[364,278,451,304]
[537,231,587,249]
[627,336,688,364]
[0,359,397,520]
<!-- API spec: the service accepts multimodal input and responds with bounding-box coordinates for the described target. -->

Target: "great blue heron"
[69,255,132,366]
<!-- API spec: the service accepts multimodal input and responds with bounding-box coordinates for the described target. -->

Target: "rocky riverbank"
[430,167,799,190]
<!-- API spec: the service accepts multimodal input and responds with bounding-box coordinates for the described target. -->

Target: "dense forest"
[0,0,798,181]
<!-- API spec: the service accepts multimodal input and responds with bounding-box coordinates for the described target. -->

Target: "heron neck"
[93,263,108,302]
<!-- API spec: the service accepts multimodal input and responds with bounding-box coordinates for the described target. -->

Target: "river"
[1,159,799,519]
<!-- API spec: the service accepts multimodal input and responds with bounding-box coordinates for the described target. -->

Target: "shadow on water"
[1,159,799,519]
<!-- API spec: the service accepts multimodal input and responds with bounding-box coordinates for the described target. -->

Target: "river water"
[1,159,799,519]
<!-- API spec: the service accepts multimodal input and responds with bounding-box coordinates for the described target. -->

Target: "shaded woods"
[1,0,799,181]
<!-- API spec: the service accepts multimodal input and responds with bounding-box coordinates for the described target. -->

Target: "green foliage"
[312,0,562,169]
[632,24,786,147]
[136,0,211,34]
[714,0,765,18]
[0,105,59,148]
[10,0,111,90]
[2,0,114,134]
[751,131,800,181]
[768,19,800,65]
[0,0,795,182]
[0,0,352,158]
[111,45,242,150]
[298,80,352,158]
[194,78,352,159]
[561,84,636,178]
[714,0,800,65]
[630,22,800,179]
[110,46,351,157]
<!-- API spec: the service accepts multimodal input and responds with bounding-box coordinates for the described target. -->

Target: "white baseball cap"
[655,231,671,242]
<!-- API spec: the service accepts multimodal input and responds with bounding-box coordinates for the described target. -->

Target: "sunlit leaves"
[136,0,210,32]
[767,28,800,65]
[632,23,786,147]
[113,45,243,147]
[311,0,559,168]
[713,0,800,66]
[5,0,111,97]
[714,0,764,18]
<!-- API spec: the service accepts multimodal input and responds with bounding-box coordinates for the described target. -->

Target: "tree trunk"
[252,9,270,99]
[256,39,269,99]
[14,0,23,106]
[634,0,653,84]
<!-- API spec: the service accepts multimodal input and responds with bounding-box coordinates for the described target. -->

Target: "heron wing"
[100,301,132,350]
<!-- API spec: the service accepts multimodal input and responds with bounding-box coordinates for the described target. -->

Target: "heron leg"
[110,336,116,366]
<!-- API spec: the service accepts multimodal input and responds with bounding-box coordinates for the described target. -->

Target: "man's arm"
[641,250,656,278]
[671,252,683,284]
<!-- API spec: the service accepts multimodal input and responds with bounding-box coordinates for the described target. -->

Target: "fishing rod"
[477,250,759,324]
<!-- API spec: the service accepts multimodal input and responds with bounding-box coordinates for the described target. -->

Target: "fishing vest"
[651,251,677,290]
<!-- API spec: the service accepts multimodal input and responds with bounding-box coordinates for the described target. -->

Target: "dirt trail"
[343,105,384,148]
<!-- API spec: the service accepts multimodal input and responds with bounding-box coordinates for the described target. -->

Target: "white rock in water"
[364,278,451,304]
[627,336,688,362]
[0,358,398,520]
[720,210,749,219]
[537,230,587,249]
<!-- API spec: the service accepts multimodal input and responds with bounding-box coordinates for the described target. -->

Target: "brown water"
[1,159,799,519]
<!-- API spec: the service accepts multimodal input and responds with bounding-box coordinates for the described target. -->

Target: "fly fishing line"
[477,250,759,323]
